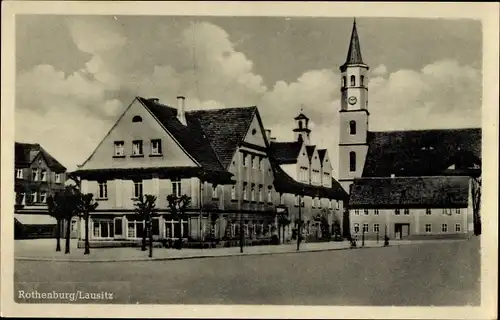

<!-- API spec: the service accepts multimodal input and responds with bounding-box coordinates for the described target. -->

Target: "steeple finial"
[340,18,364,71]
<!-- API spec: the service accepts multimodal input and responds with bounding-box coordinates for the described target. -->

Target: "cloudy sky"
[15,15,482,174]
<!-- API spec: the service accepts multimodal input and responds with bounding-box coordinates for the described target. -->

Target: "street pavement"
[14,237,480,305]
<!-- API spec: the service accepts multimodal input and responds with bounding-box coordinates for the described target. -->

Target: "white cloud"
[372,64,387,76]
[368,59,481,131]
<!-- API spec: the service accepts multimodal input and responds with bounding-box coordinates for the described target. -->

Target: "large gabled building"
[72,96,347,247]
[337,20,481,240]
[14,142,74,239]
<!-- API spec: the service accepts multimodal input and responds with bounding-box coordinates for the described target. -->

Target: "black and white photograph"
[1,1,498,319]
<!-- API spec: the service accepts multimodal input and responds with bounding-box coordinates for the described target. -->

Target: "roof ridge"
[371,127,481,134]
[355,175,468,180]
[187,105,257,114]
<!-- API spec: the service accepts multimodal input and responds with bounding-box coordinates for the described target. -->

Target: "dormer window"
[132,116,143,123]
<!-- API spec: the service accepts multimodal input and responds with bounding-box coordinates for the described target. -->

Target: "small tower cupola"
[293,109,311,145]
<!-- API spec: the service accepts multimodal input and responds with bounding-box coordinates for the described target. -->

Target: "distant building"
[338,20,481,240]
[14,142,76,239]
[72,96,347,247]
[269,112,346,242]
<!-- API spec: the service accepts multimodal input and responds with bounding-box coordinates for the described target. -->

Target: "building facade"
[337,20,482,239]
[269,113,346,243]
[73,96,347,247]
[14,142,74,239]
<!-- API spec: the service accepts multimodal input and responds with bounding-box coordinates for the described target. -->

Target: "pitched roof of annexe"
[15,142,66,172]
[348,176,471,209]
[270,159,348,200]
[187,106,257,169]
[269,141,303,164]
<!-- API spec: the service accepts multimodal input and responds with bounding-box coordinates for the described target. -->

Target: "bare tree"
[134,195,158,257]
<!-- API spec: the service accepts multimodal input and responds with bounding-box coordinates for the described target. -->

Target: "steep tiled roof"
[362,128,481,177]
[340,19,365,71]
[317,149,327,164]
[305,145,316,161]
[348,176,470,209]
[15,142,66,172]
[187,107,257,169]
[139,97,226,173]
[269,141,303,164]
[271,159,348,200]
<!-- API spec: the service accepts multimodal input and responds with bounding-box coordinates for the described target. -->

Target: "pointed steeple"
[340,18,365,71]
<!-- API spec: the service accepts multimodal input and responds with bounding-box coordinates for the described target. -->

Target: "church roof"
[348,176,470,209]
[340,19,365,71]
[269,141,303,164]
[15,142,66,173]
[362,128,481,177]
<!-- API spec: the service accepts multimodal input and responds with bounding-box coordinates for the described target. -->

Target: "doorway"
[394,223,410,240]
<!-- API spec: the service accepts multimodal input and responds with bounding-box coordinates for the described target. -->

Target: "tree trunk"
[64,218,71,254]
[148,224,153,258]
[84,213,90,255]
[55,218,61,252]
[141,219,147,251]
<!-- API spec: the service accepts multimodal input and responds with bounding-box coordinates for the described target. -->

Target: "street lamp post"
[362,227,365,247]
[296,190,304,251]
[239,211,244,253]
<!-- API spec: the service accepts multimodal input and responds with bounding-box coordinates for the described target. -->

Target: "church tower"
[293,111,311,145]
[338,19,370,192]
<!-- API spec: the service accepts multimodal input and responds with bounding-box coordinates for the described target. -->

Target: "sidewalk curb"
[15,239,468,263]
[14,244,393,263]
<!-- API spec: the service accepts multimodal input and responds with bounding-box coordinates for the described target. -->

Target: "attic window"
[252,129,257,135]
[132,116,143,123]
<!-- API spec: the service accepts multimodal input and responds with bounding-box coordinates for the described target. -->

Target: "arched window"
[132,116,143,123]
[349,151,356,172]
[349,120,356,135]
[360,75,364,86]
[298,121,303,129]
[350,75,356,86]
[342,76,346,88]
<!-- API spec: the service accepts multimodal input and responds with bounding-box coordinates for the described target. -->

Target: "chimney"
[177,96,187,126]
[148,97,159,103]
[265,129,271,142]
